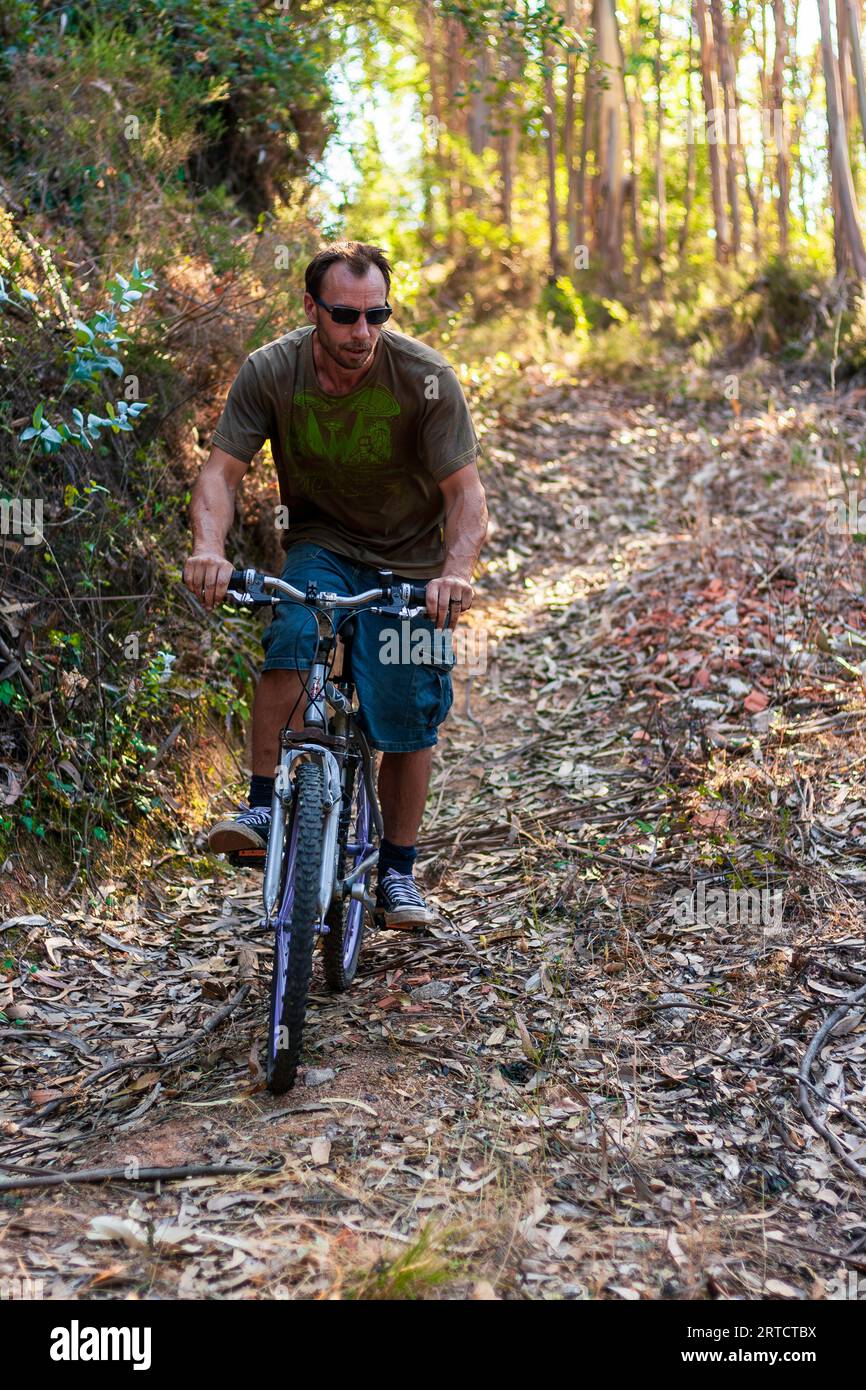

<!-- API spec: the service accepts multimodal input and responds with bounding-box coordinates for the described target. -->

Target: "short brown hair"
[304,241,392,301]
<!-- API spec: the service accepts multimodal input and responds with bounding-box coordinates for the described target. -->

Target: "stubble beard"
[315,326,376,373]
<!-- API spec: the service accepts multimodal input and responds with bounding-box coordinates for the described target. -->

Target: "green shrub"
[0,231,260,876]
[539,276,590,337]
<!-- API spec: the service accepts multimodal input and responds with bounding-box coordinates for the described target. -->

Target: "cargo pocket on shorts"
[415,667,453,731]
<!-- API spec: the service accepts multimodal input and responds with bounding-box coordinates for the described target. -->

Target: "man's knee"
[254,668,309,728]
[258,667,308,690]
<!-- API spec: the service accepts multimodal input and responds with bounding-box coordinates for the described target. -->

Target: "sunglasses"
[313,295,392,326]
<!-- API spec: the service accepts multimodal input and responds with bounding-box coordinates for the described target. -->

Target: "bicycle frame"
[261,595,385,930]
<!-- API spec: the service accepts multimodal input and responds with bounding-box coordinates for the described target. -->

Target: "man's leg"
[208,669,308,852]
[374,747,438,926]
[377,748,435,845]
[252,669,309,774]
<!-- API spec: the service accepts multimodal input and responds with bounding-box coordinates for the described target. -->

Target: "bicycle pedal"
[227,847,266,871]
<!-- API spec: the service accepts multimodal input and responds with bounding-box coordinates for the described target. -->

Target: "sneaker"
[375,868,438,928]
[208,804,272,855]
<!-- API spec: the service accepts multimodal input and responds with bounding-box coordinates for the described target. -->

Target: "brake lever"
[369,601,426,619]
[369,603,454,633]
[225,581,278,607]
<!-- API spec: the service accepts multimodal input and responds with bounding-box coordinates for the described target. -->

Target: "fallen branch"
[798,981,866,1179]
[0,1158,283,1192]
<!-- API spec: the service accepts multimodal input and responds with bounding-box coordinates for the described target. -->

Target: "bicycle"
[221,564,454,1094]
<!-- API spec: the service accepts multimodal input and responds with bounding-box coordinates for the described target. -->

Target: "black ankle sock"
[249,774,275,809]
[378,837,417,879]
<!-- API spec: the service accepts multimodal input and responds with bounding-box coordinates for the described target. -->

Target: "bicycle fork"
[262,744,354,930]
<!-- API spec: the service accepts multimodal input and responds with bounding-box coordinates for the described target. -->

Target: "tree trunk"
[421,0,444,244]
[730,15,762,251]
[496,26,523,234]
[455,30,472,210]
[710,0,741,259]
[591,0,627,279]
[745,0,770,216]
[443,15,463,248]
[564,0,579,259]
[468,43,489,161]
[788,0,813,229]
[847,0,866,150]
[819,0,866,277]
[680,14,696,257]
[773,0,790,255]
[576,48,595,252]
[625,79,643,280]
[793,37,820,231]
[694,0,731,262]
[837,0,854,132]
[499,120,516,233]
[654,5,665,274]
[543,36,563,276]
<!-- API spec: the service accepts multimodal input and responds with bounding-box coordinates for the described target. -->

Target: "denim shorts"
[261,541,454,753]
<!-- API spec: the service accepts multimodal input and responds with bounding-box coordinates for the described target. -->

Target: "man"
[183,241,488,927]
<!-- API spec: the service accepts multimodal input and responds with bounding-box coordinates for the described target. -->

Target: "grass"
[340,1222,465,1300]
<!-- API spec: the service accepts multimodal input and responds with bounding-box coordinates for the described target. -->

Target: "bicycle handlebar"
[226,568,429,610]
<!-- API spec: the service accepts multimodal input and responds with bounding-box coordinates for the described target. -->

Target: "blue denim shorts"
[261,542,454,753]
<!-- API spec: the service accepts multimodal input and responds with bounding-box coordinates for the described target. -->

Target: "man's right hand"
[183,551,235,610]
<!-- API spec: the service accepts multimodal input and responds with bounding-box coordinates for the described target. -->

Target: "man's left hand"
[425,574,474,630]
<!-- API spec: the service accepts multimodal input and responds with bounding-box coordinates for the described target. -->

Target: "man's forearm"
[185,448,249,608]
[441,485,488,580]
[190,453,241,554]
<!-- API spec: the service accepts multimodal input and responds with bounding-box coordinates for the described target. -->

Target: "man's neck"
[311,330,379,396]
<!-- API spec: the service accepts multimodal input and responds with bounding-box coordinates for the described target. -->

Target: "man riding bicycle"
[183,241,488,928]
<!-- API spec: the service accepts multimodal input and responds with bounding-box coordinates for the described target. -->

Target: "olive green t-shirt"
[211,325,481,579]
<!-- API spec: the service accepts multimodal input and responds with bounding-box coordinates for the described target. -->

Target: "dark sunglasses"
[313,295,392,326]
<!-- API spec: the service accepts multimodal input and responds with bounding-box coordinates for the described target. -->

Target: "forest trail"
[3,370,866,1300]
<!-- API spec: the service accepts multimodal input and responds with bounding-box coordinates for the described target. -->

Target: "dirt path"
[2,370,866,1300]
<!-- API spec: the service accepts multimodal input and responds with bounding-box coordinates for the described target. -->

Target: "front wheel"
[322,748,374,991]
[267,759,324,1093]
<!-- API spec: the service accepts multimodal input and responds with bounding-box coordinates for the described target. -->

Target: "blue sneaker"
[208,804,272,855]
[374,868,438,928]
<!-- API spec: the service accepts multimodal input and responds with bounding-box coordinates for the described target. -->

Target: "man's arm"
[425,461,488,630]
[183,446,250,609]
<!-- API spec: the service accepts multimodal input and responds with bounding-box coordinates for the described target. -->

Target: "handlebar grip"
[228,569,249,592]
[407,583,428,605]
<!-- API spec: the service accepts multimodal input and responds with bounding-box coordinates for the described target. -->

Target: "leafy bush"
[1,24,204,244]
[756,256,823,342]
[583,318,651,379]
[7,262,156,454]
[0,1,335,222]
[730,256,829,358]
[0,225,261,877]
[0,8,338,300]
[539,276,590,337]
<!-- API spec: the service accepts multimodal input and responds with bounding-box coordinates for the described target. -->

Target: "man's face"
[304,263,388,373]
